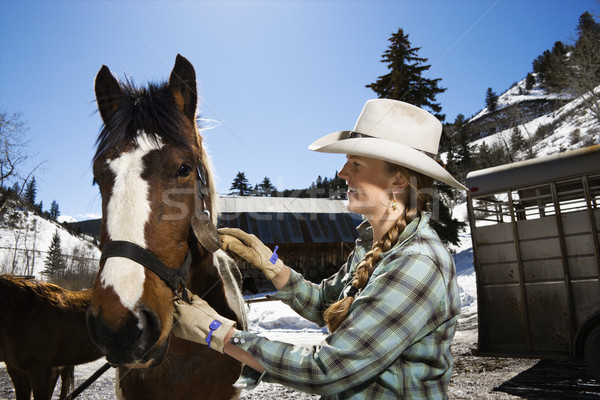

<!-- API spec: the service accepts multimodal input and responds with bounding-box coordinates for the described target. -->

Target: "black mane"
[94,79,194,161]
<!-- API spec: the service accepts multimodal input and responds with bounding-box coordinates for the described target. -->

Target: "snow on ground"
[0,210,99,278]
[470,79,599,159]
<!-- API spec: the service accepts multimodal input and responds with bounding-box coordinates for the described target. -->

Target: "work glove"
[172,290,236,353]
[218,227,284,279]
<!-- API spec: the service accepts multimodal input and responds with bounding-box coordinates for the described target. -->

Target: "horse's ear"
[168,54,197,122]
[95,65,123,124]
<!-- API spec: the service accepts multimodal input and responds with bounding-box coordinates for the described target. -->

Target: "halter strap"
[101,241,192,300]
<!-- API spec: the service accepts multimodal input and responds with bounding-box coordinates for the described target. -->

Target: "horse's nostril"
[135,308,162,359]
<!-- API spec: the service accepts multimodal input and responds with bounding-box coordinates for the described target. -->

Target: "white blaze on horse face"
[100,132,164,310]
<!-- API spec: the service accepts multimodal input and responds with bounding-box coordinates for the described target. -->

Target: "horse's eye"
[177,164,192,178]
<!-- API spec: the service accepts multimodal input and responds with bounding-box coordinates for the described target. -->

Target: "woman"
[173,99,467,399]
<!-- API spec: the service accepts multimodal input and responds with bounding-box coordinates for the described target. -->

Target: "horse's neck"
[188,248,224,301]
[188,247,247,329]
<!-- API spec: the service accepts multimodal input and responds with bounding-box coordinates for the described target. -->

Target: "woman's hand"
[219,228,284,279]
[172,291,236,353]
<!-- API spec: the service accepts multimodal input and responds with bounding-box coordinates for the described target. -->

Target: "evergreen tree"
[229,172,251,196]
[525,73,536,90]
[533,41,570,90]
[366,27,466,245]
[576,11,600,41]
[24,177,37,205]
[328,172,348,199]
[366,28,446,120]
[42,230,66,279]
[257,177,276,197]
[485,88,499,112]
[445,114,473,182]
[430,194,466,247]
[510,127,525,156]
[568,11,600,124]
[49,200,60,221]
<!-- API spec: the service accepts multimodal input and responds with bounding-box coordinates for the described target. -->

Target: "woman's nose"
[338,163,349,180]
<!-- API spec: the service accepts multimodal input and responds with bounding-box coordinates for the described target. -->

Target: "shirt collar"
[355,212,431,248]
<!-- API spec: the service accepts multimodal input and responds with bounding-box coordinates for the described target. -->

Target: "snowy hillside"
[0,208,100,279]
[470,76,599,156]
[447,77,600,316]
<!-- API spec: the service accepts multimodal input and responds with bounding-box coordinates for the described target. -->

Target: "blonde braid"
[323,212,412,332]
[323,165,432,333]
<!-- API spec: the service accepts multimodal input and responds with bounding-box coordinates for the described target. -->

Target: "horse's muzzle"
[86,306,166,366]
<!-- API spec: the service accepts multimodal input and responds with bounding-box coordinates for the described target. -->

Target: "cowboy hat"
[308,99,467,191]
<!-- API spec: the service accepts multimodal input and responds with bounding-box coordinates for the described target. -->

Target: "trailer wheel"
[585,324,600,379]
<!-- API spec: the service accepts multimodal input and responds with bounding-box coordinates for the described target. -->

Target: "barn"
[217,196,362,292]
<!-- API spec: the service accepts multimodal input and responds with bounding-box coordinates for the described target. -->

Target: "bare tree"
[0,111,29,188]
[565,12,600,125]
[0,111,44,220]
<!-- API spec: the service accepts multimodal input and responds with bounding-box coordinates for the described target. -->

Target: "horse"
[0,275,104,400]
[85,54,247,400]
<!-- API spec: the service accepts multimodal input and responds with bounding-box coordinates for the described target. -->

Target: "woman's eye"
[176,164,192,178]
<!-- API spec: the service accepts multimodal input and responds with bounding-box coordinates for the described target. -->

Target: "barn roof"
[217,196,363,244]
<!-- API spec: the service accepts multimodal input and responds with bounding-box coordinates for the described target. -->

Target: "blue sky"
[1,0,597,220]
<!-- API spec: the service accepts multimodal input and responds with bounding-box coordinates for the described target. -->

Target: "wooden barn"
[217,196,362,292]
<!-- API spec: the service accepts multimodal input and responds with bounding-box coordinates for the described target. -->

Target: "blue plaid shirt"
[231,212,460,399]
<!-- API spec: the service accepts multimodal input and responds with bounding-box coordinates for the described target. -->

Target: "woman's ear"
[392,172,409,189]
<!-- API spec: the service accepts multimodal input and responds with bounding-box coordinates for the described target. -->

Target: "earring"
[390,192,398,211]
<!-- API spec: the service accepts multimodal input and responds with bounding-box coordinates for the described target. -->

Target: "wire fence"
[0,245,100,289]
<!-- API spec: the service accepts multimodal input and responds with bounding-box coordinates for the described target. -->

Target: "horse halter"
[100,241,192,300]
[99,160,220,302]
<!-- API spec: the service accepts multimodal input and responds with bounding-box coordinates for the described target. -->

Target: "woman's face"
[338,155,401,219]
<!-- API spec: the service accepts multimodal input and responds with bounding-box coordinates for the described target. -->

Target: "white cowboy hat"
[308,99,467,191]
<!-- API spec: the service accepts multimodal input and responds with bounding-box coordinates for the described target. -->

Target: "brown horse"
[0,275,104,400]
[85,55,247,399]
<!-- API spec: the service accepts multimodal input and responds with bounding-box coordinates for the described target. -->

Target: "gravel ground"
[2,311,599,399]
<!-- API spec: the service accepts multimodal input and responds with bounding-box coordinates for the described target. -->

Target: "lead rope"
[63,362,112,400]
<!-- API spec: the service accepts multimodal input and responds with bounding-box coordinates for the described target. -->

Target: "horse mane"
[94,78,195,162]
[93,76,220,220]
[200,144,219,224]
[0,275,91,316]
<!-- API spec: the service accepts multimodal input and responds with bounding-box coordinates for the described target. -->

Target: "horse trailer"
[466,144,600,378]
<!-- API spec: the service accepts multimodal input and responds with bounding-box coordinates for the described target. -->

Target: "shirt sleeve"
[269,258,353,327]
[231,251,450,396]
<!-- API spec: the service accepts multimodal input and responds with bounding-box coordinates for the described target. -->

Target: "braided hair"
[323,164,434,332]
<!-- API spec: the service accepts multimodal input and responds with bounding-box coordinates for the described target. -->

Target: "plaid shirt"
[231,212,460,399]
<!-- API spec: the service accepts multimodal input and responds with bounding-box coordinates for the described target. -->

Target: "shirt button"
[233,338,240,344]
[240,339,246,344]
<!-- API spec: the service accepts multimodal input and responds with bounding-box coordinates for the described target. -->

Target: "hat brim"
[309,131,467,191]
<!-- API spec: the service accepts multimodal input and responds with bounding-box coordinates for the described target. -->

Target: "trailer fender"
[575,313,600,356]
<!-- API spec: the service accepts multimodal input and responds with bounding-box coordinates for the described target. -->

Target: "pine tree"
[366,27,465,245]
[229,172,251,196]
[525,73,536,90]
[42,230,66,279]
[475,142,493,170]
[485,88,499,112]
[576,11,600,42]
[257,177,276,197]
[533,41,571,90]
[49,200,60,221]
[445,114,473,182]
[328,171,348,200]
[510,127,525,156]
[366,28,446,120]
[568,11,600,124]
[24,177,37,205]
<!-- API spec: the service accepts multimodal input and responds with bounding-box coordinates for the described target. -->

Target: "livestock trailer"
[466,144,600,377]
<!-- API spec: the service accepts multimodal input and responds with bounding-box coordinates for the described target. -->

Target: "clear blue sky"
[1,0,597,220]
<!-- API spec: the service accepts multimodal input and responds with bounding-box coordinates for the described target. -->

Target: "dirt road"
[1,311,599,399]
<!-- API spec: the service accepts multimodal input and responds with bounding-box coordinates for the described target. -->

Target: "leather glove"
[172,291,236,353]
[218,227,284,279]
